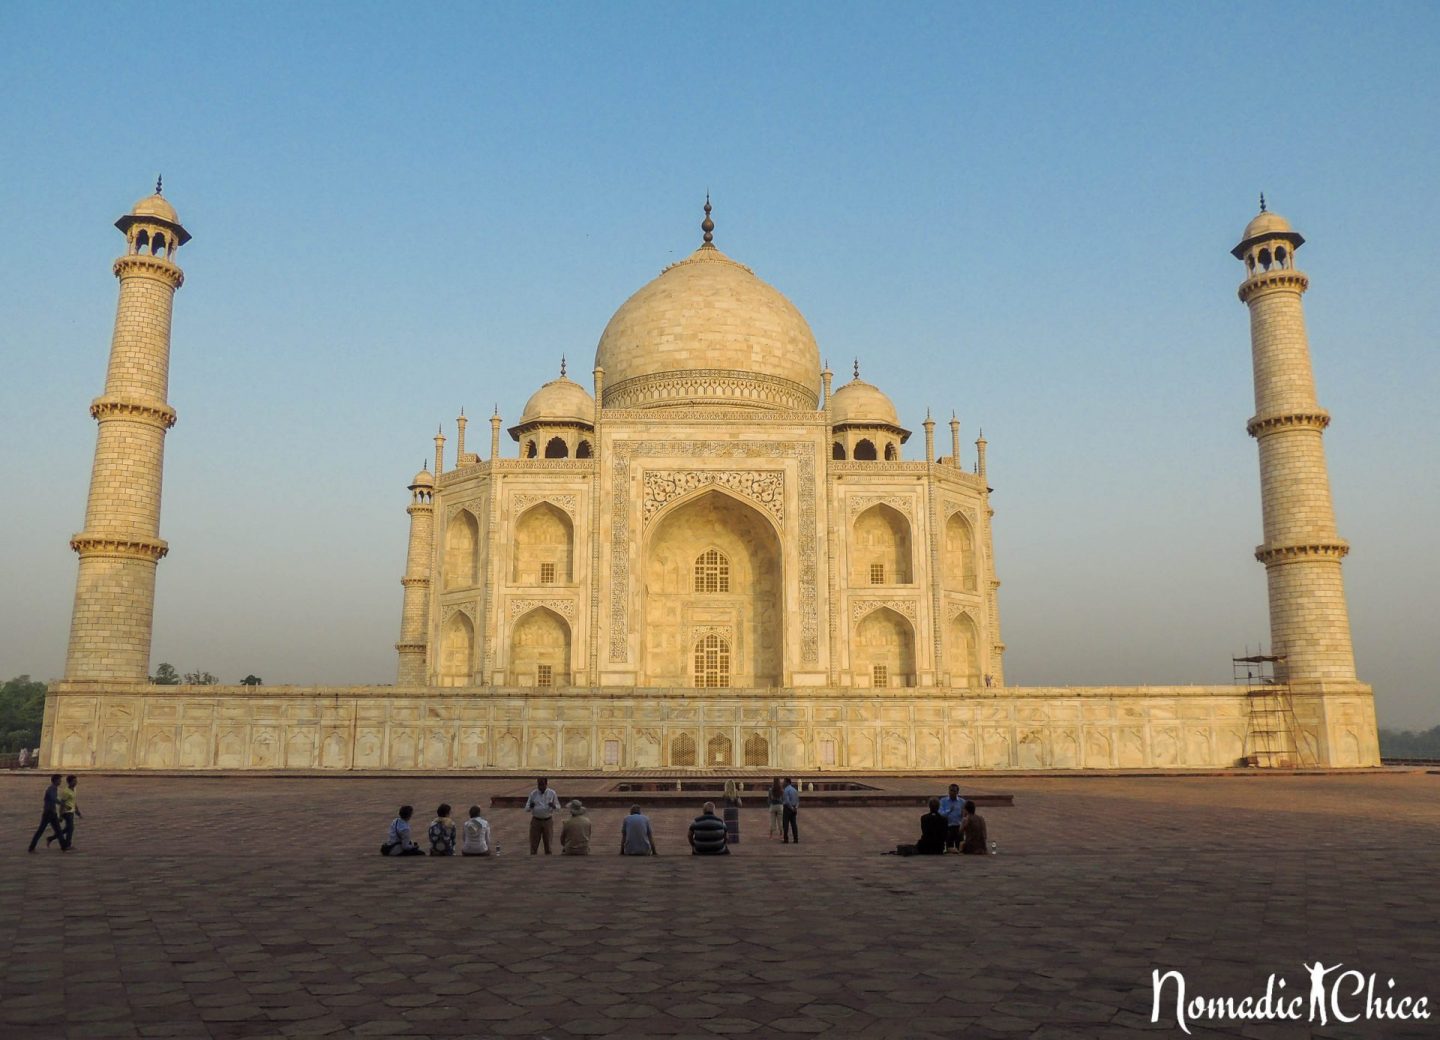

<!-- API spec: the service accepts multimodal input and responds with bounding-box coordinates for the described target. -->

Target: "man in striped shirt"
[688,802,730,855]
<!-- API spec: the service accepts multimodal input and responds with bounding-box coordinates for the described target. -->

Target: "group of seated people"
[913,782,989,854]
[379,800,741,857]
[381,787,992,858]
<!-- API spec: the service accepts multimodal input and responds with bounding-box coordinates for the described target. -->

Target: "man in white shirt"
[461,805,492,856]
[620,804,657,855]
[524,777,561,854]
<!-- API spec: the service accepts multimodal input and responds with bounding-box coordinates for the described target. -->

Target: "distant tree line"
[0,676,46,753]
[1379,726,1440,759]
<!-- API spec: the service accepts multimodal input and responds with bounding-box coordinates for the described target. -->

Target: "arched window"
[854,439,877,461]
[832,442,846,460]
[151,233,166,257]
[884,442,898,461]
[693,548,730,593]
[708,733,732,765]
[135,229,149,255]
[544,436,568,458]
[694,634,731,688]
[524,440,538,459]
[743,732,769,766]
[672,732,697,766]
[576,440,593,459]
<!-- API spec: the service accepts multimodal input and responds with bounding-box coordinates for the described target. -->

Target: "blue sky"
[2,3,1437,725]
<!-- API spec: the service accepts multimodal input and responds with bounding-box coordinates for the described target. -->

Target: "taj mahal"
[39,188,1381,772]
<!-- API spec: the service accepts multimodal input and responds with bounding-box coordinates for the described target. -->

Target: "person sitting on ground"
[383,805,425,856]
[461,805,492,856]
[688,801,730,855]
[916,797,948,854]
[938,783,966,852]
[620,804,657,855]
[959,800,989,854]
[561,800,592,855]
[428,803,457,856]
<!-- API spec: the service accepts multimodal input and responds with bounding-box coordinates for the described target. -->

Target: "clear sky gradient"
[2,4,1436,726]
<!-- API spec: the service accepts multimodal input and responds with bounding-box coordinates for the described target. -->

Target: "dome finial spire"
[853,358,860,380]
[155,174,163,195]
[1259,192,1267,213]
[560,354,567,377]
[701,193,714,246]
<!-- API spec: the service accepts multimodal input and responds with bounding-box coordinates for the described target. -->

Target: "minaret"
[1234,201,1356,683]
[433,425,445,476]
[395,464,435,684]
[949,413,961,468]
[64,182,191,682]
[455,408,467,463]
[489,407,502,460]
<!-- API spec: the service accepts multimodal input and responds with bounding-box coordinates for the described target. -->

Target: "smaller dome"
[410,467,433,488]
[519,374,595,426]
[1241,210,1292,241]
[831,378,899,427]
[132,192,180,224]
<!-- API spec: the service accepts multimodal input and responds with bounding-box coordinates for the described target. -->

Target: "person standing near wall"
[781,777,800,844]
[525,777,561,855]
[723,779,742,845]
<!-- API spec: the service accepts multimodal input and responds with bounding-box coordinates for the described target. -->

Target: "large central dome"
[593,242,822,411]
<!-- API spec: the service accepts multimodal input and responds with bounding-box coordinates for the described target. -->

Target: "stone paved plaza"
[3,772,1438,1039]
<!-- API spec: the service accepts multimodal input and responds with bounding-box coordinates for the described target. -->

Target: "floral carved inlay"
[643,470,783,528]
[509,598,577,623]
[851,598,918,626]
[848,494,913,521]
[513,493,577,518]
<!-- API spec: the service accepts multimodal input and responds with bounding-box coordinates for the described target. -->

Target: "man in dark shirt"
[959,800,989,855]
[28,774,69,852]
[688,802,730,855]
[916,797,948,854]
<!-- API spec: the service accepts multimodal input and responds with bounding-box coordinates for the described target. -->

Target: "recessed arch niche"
[854,606,916,687]
[850,503,913,585]
[642,489,783,687]
[513,502,574,584]
[510,607,572,687]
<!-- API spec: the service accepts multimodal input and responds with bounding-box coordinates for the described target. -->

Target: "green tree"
[1379,726,1440,759]
[151,663,181,685]
[0,675,46,753]
[240,674,263,687]
[182,670,219,685]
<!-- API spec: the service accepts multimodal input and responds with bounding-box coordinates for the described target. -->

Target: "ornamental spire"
[1259,192,1267,213]
[155,174,163,195]
[701,194,714,246]
[560,354,567,378]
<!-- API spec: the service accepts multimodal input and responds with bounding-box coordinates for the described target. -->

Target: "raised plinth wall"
[39,682,1379,772]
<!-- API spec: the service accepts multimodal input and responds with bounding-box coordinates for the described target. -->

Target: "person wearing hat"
[561,799,592,855]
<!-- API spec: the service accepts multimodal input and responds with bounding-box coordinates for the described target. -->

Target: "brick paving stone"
[3,772,1439,1039]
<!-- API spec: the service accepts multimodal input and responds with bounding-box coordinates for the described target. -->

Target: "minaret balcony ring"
[1246,410,1330,438]
[70,534,169,562]
[1237,270,1308,303]
[1254,541,1350,566]
[90,396,178,430]
[113,253,185,288]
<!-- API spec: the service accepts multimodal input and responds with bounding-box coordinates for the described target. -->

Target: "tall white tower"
[64,182,190,682]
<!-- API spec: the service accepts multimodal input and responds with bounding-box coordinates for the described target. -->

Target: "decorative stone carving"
[643,470,783,528]
[943,499,978,526]
[603,369,817,411]
[513,493,578,519]
[848,494,913,521]
[508,598,577,623]
[691,624,735,643]
[852,598,918,625]
[441,603,476,622]
[610,440,817,664]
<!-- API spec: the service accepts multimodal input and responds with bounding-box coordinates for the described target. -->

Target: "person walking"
[47,775,83,850]
[525,777,561,855]
[28,774,69,852]
[781,777,800,844]
[722,779,742,846]
[620,804,657,855]
[766,778,784,839]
